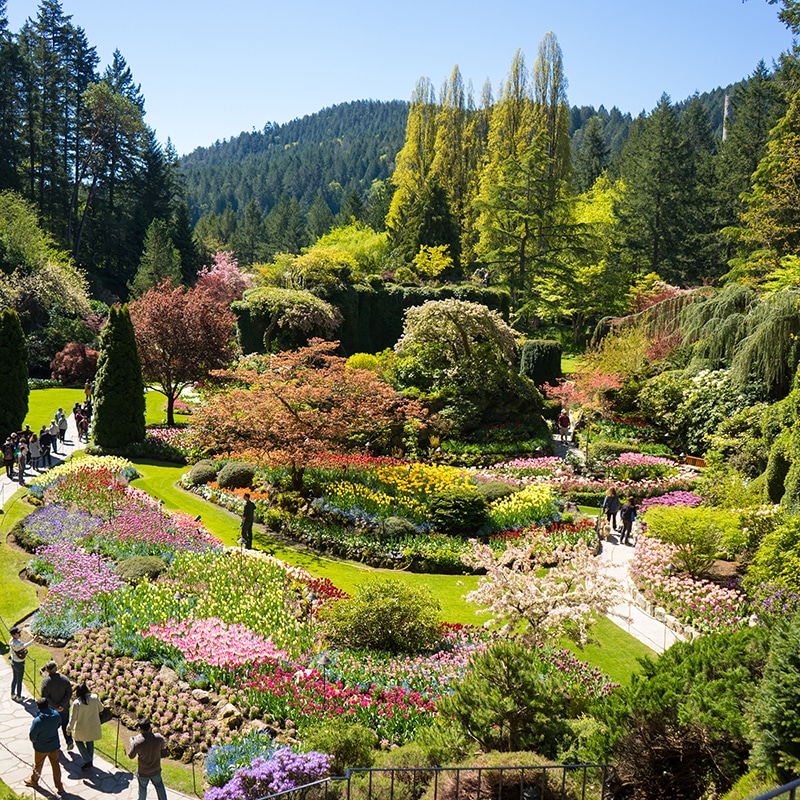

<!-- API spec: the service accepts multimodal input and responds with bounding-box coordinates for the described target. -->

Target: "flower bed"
[629,536,748,633]
[639,491,704,513]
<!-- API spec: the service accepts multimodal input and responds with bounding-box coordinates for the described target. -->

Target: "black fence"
[257,764,614,800]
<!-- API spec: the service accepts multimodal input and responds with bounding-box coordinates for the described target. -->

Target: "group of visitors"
[1,400,92,486]
[601,487,638,545]
[9,639,168,797]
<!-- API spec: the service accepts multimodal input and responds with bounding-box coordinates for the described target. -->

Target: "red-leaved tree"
[129,280,237,425]
[50,342,99,385]
[194,339,427,489]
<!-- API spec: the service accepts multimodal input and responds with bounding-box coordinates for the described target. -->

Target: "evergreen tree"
[0,0,22,192]
[307,190,334,241]
[171,199,202,284]
[232,199,266,265]
[0,309,28,435]
[573,115,609,191]
[617,94,692,283]
[400,180,461,267]
[128,218,182,296]
[91,304,144,448]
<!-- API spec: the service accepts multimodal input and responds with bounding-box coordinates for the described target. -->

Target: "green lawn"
[25,387,85,430]
[561,353,583,376]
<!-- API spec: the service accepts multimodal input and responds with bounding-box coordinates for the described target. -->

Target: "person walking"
[25,697,65,793]
[620,497,638,545]
[40,660,74,750]
[67,682,104,771]
[28,432,41,471]
[3,436,14,479]
[16,442,28,486]
[9,625,35,701]
[240,492,255,550]
[557,409,571,444]
[601,486,621,533]
[39,425,53,467]
[127,718,168,800]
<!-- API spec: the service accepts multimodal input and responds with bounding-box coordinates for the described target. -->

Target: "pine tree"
[91,304,144,449]
[573,115,609,191]
[128,218,182,297]
[0,0,23,191]
[0,309,28,435]
[307,190,335,240]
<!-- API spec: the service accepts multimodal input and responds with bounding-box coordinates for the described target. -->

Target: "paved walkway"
[0,413,197,799]
[551,433,685,655]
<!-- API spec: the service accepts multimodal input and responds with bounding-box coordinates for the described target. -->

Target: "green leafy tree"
[0,309,28,434]
[317,578,441,655]
[128,218,182,297]
[573,115,609,192]
[91,304,144,449]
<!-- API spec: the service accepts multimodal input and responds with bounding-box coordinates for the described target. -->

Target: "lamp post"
[319,653,331,688]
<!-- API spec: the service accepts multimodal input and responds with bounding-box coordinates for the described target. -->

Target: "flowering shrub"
[606,452,678,481]
[126,426,202,463]
[629,537,747,633]
[316,481,428,526]
[639,491,704,513]
[205,749,332,800]
[486,484,559,532]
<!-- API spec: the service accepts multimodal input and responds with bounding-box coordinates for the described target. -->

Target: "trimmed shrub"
[520,339,562,387]
[475,480,518,503]
[217,461,256,489]
[317,578,441,655]
[0,309,28,436]
[116,556,168,584]
[377,516,418,540]
[189,461,218,486]
[10,520,45,552]
[301,719,377,776]
[429,487,487,535]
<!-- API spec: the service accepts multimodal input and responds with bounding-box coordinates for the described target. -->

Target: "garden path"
[0,413,197,799]
[551,431,686,655]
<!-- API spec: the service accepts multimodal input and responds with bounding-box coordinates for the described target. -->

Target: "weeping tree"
[91,305,145,449]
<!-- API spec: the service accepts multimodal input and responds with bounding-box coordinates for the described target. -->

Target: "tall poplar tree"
[91,304,144,449]
[0,309,28,435]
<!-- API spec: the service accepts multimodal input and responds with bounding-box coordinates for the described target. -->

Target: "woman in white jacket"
[67,683,104,771]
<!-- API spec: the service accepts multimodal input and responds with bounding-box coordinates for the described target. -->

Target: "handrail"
[752,777,800,800]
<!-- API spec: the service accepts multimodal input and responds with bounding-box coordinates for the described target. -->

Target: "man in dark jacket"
[40,660,73,749]
[127,718,168,800]
[25,697,65,792]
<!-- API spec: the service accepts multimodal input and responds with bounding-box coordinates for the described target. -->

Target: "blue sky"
[6,0,795,156]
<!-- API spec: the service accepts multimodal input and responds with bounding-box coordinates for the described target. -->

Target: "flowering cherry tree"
[195,250,253,304]
[461,533,620,645]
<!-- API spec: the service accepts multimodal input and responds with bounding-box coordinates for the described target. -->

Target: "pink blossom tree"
[195,250,254,305]
[461,533,620,646]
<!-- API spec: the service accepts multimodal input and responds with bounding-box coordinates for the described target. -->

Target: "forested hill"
[180,83,739,229]
[179,100,409,223]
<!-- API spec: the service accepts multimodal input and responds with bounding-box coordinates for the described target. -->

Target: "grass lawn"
[561,353,583,376]
[0,779,20,800]
[25,387,85,430]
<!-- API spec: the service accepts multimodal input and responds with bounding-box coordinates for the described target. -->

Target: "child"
[620,497,638,545]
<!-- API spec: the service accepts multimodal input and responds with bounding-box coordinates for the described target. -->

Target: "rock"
[218,702,244,729]
[159,665,180,685]
[191,689,210,704]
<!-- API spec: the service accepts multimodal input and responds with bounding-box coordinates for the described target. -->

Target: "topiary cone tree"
[0,309,29,435]
[91,305,145,449]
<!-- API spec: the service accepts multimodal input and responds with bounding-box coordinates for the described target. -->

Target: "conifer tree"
[91,304,144,449]
[128,218,182,297]
[0,309,28,435]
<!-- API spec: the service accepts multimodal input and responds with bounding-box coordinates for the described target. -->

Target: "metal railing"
[753,778,800,800]
[257,764,614,800]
